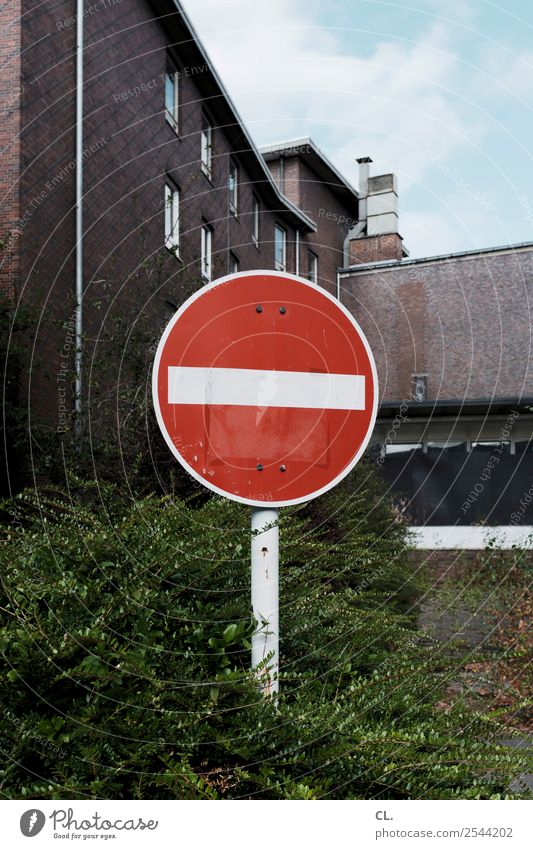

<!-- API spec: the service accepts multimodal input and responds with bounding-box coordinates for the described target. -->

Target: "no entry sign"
[152,271,378,507]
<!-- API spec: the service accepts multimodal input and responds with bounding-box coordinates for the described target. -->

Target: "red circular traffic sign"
[152,271,378,507]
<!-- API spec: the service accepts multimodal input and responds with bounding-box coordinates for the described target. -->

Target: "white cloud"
[182,0,533,256]
[184,2,483,179]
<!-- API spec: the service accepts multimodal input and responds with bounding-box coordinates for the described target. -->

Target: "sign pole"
[251,507,279,697]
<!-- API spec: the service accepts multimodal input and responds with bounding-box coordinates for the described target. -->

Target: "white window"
[274,225,286,271]
[165,67,179,129]
[164,182,180,253]
[308,250,318,284]
[201,114,213,177]
[252,196,260,245]
[228,160,238,215]
[230,253,239,274]
[385,443,423,455]
[201,223,212,281]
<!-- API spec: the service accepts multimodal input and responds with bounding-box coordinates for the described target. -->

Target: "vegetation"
[1,264,530,799]
[0,472,529,799]
[422,546,533,736]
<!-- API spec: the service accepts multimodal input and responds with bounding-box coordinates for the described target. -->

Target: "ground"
[418,547,532,794]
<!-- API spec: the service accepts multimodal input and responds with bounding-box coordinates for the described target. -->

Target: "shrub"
[0,473,529,799]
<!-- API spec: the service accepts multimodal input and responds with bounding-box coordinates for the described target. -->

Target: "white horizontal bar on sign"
[167,367,365,411]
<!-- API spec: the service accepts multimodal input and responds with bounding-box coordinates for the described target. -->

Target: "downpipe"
[74,0,84,432]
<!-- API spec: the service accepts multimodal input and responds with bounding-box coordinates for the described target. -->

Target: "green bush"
[0,472,529,799]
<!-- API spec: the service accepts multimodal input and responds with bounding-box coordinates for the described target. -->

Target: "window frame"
[230,252,239,275]
[252,195,260,247]
[201,113,214,179]
[228,159,238,216]
[274,224,287,271]
[164,180,180,255]
[307,250,318,284]
[164,65,179,131]
[201,222,213,282]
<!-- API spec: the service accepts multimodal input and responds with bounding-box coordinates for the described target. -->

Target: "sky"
[181,0,533,259]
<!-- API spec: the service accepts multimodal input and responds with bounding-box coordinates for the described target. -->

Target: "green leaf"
[223,624,238,644]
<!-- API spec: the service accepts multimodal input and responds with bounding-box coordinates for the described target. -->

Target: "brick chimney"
[348,160,405,265]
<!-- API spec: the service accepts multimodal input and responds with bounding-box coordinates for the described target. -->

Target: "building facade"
[1,0,532,526]
[1,1,364,431]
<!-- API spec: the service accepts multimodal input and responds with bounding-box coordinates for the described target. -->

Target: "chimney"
[357,156,372,222]
[346,160,405,266]
[367,173,399,236]
[342,157,372,264]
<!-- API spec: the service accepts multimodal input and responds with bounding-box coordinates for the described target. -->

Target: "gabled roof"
[259,137,360,207]
[148,0,316,232]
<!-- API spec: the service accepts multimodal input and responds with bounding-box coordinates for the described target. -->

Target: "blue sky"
[182,0,533,258]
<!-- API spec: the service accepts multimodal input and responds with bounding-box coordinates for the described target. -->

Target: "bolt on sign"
[152,271,377,506]
[152,271,378,694]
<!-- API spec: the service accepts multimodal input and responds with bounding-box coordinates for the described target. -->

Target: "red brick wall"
[16,0,76,429]
[266,155,359,295]
[297,158,357,295]
[0,0,22,302]
[80,0,298,318]
[349,233,403,265]
[268,156,301,209]
[11,0,311,433]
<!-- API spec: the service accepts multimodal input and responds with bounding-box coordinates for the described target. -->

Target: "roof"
[378,398,533,417]
[148,0,316,233]
[339,240,533,274]
[259,137,360,207]
[340,241,533,405]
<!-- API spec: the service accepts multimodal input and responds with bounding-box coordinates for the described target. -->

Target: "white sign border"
[152,270,379,507]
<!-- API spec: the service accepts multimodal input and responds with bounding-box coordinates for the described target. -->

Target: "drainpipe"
[343,156,372,267]
[74,0,84,431]
[295,229,300,276]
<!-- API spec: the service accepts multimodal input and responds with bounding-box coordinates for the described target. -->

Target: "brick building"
[1,1,363,436]
[338,179,533,527]
[1,0,531,526]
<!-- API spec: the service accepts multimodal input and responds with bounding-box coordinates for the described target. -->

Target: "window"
[201,223,212,281]
[252,196,260,246]
[471,441,511,454]
[165,67,179,129]
[164,182,180,253]
[201,114,213,177]
[427,442,468,453]
[411,374,428,402]
[384,443,423,455]
[274,225,286,271]
[307,250,318,284]
[230,252,239,274]
[228,160,238,215]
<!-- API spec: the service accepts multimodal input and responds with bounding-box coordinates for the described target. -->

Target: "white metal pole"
[251,507,279,697]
